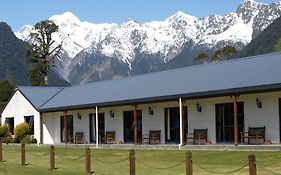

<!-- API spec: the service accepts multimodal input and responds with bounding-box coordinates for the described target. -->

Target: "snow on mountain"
[15,0,281,84]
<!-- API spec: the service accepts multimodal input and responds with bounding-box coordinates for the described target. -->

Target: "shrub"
[0,124,12,143]
[14,122,31,143]
[0,124,9,137]
[21,135,32,144]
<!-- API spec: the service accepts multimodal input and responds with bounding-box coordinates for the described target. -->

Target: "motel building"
[1,53,281,148]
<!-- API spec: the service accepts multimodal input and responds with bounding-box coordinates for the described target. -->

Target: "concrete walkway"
[41,143,281,151]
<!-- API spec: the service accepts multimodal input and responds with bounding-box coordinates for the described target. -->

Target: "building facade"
[1,53,281,146]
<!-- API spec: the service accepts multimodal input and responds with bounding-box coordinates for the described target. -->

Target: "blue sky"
[0,0,278,31]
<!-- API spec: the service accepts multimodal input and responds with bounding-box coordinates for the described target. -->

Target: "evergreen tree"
[26,20,62,86]
[274,38,281,52]
[0,80,13,110]
[194,45,237,63]
[194,52,210,63]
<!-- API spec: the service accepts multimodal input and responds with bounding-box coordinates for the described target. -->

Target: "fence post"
[21,143,25,166]
[85,147,91,174]
[50,145,55,170]
[129,149,136,175]
[186,151,193,175]
[0,142,2,162]
[248,154,256,175]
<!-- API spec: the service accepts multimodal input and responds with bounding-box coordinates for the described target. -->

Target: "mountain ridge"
[15,0,281,84]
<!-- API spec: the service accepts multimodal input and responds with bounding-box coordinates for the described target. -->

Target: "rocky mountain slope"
[0,22,70,87]
[239,15,281,57]
[15,0,281,85]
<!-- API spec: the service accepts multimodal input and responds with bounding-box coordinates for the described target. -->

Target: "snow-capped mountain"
[15,0,281,84]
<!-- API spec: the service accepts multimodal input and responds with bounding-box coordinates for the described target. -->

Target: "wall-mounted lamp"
[256,97,262,108]
[110,110,115,118]
[77,113,82,120]
[148,106,154,115]
[196,102,202,112]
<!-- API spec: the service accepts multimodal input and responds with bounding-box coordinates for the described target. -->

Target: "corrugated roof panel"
[39,52,281,111]
[17,86,64,109]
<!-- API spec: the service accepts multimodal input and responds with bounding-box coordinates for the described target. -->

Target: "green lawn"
[0,145,281,175]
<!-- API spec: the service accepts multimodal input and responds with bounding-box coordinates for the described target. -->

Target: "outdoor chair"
[186,128,208,145]
[149,130,161,144]
[142,132,150,144]
[68,130,75,143]
[98,133,106,144]
[75,132,84,144]
[240,126,265,145]
[106,131,116,144]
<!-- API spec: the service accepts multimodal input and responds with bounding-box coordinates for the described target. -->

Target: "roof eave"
[38,83,281,113]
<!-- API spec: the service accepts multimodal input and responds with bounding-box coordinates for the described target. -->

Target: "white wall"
[243,92,281,143]
[1,90,40,142]
[40,91,281,145]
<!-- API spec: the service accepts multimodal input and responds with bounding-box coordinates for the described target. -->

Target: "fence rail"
[0,143,280,174]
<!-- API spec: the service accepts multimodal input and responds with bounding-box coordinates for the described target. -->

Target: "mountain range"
[13,0,281,85]
[0,22,69,86]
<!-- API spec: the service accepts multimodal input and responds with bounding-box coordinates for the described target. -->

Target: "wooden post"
[248,154,257,175]
[0,142,2,162]
[186,151,193,175]
[40,113,43,144]
[64,111,68,144]
[129,149,136,175]
[133,105,138,145]
[85,147,91,174]
[50,145,55,170]
[233,95,238,146]
[21,143,25,166]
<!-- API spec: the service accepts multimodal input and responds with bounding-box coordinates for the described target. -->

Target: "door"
[60,115,73,142]
[123,110,142,143]
[89,113,105,143]
[164,107,188,143]
[216,102,244,143]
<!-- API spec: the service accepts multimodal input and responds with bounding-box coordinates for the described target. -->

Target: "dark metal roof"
[17,86,64,109]
[37,52,281,112]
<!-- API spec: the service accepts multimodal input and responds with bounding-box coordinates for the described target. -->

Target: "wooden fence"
[0,143,279,175]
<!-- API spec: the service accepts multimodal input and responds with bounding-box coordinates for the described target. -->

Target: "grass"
[0,145,281,175]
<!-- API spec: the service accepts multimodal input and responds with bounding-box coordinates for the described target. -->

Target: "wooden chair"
[75,132,84,144]
[241,126,265,145]
[106,131,116,144]
[68,130,75,143]
[142,132,150,144]
[186,128,208,145]
[149,130,161,144]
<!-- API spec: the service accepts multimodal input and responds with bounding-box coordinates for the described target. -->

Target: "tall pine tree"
[26,20,62,86]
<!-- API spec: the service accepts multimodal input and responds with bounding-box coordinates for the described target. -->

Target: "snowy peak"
[165,11,197,23]
[14,1,281,83]
[121,19,141,28]
[50,11,81,27]
[15,25,33,40]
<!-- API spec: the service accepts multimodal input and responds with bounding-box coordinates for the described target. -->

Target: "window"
[25,116,34,135]
[4,117,14,134]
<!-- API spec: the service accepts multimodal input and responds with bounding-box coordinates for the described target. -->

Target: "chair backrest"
[106,131,115,139]
[248,126,265,137]
[149,130,161,139]
[194,128,208,138]
[75,132,83,138]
